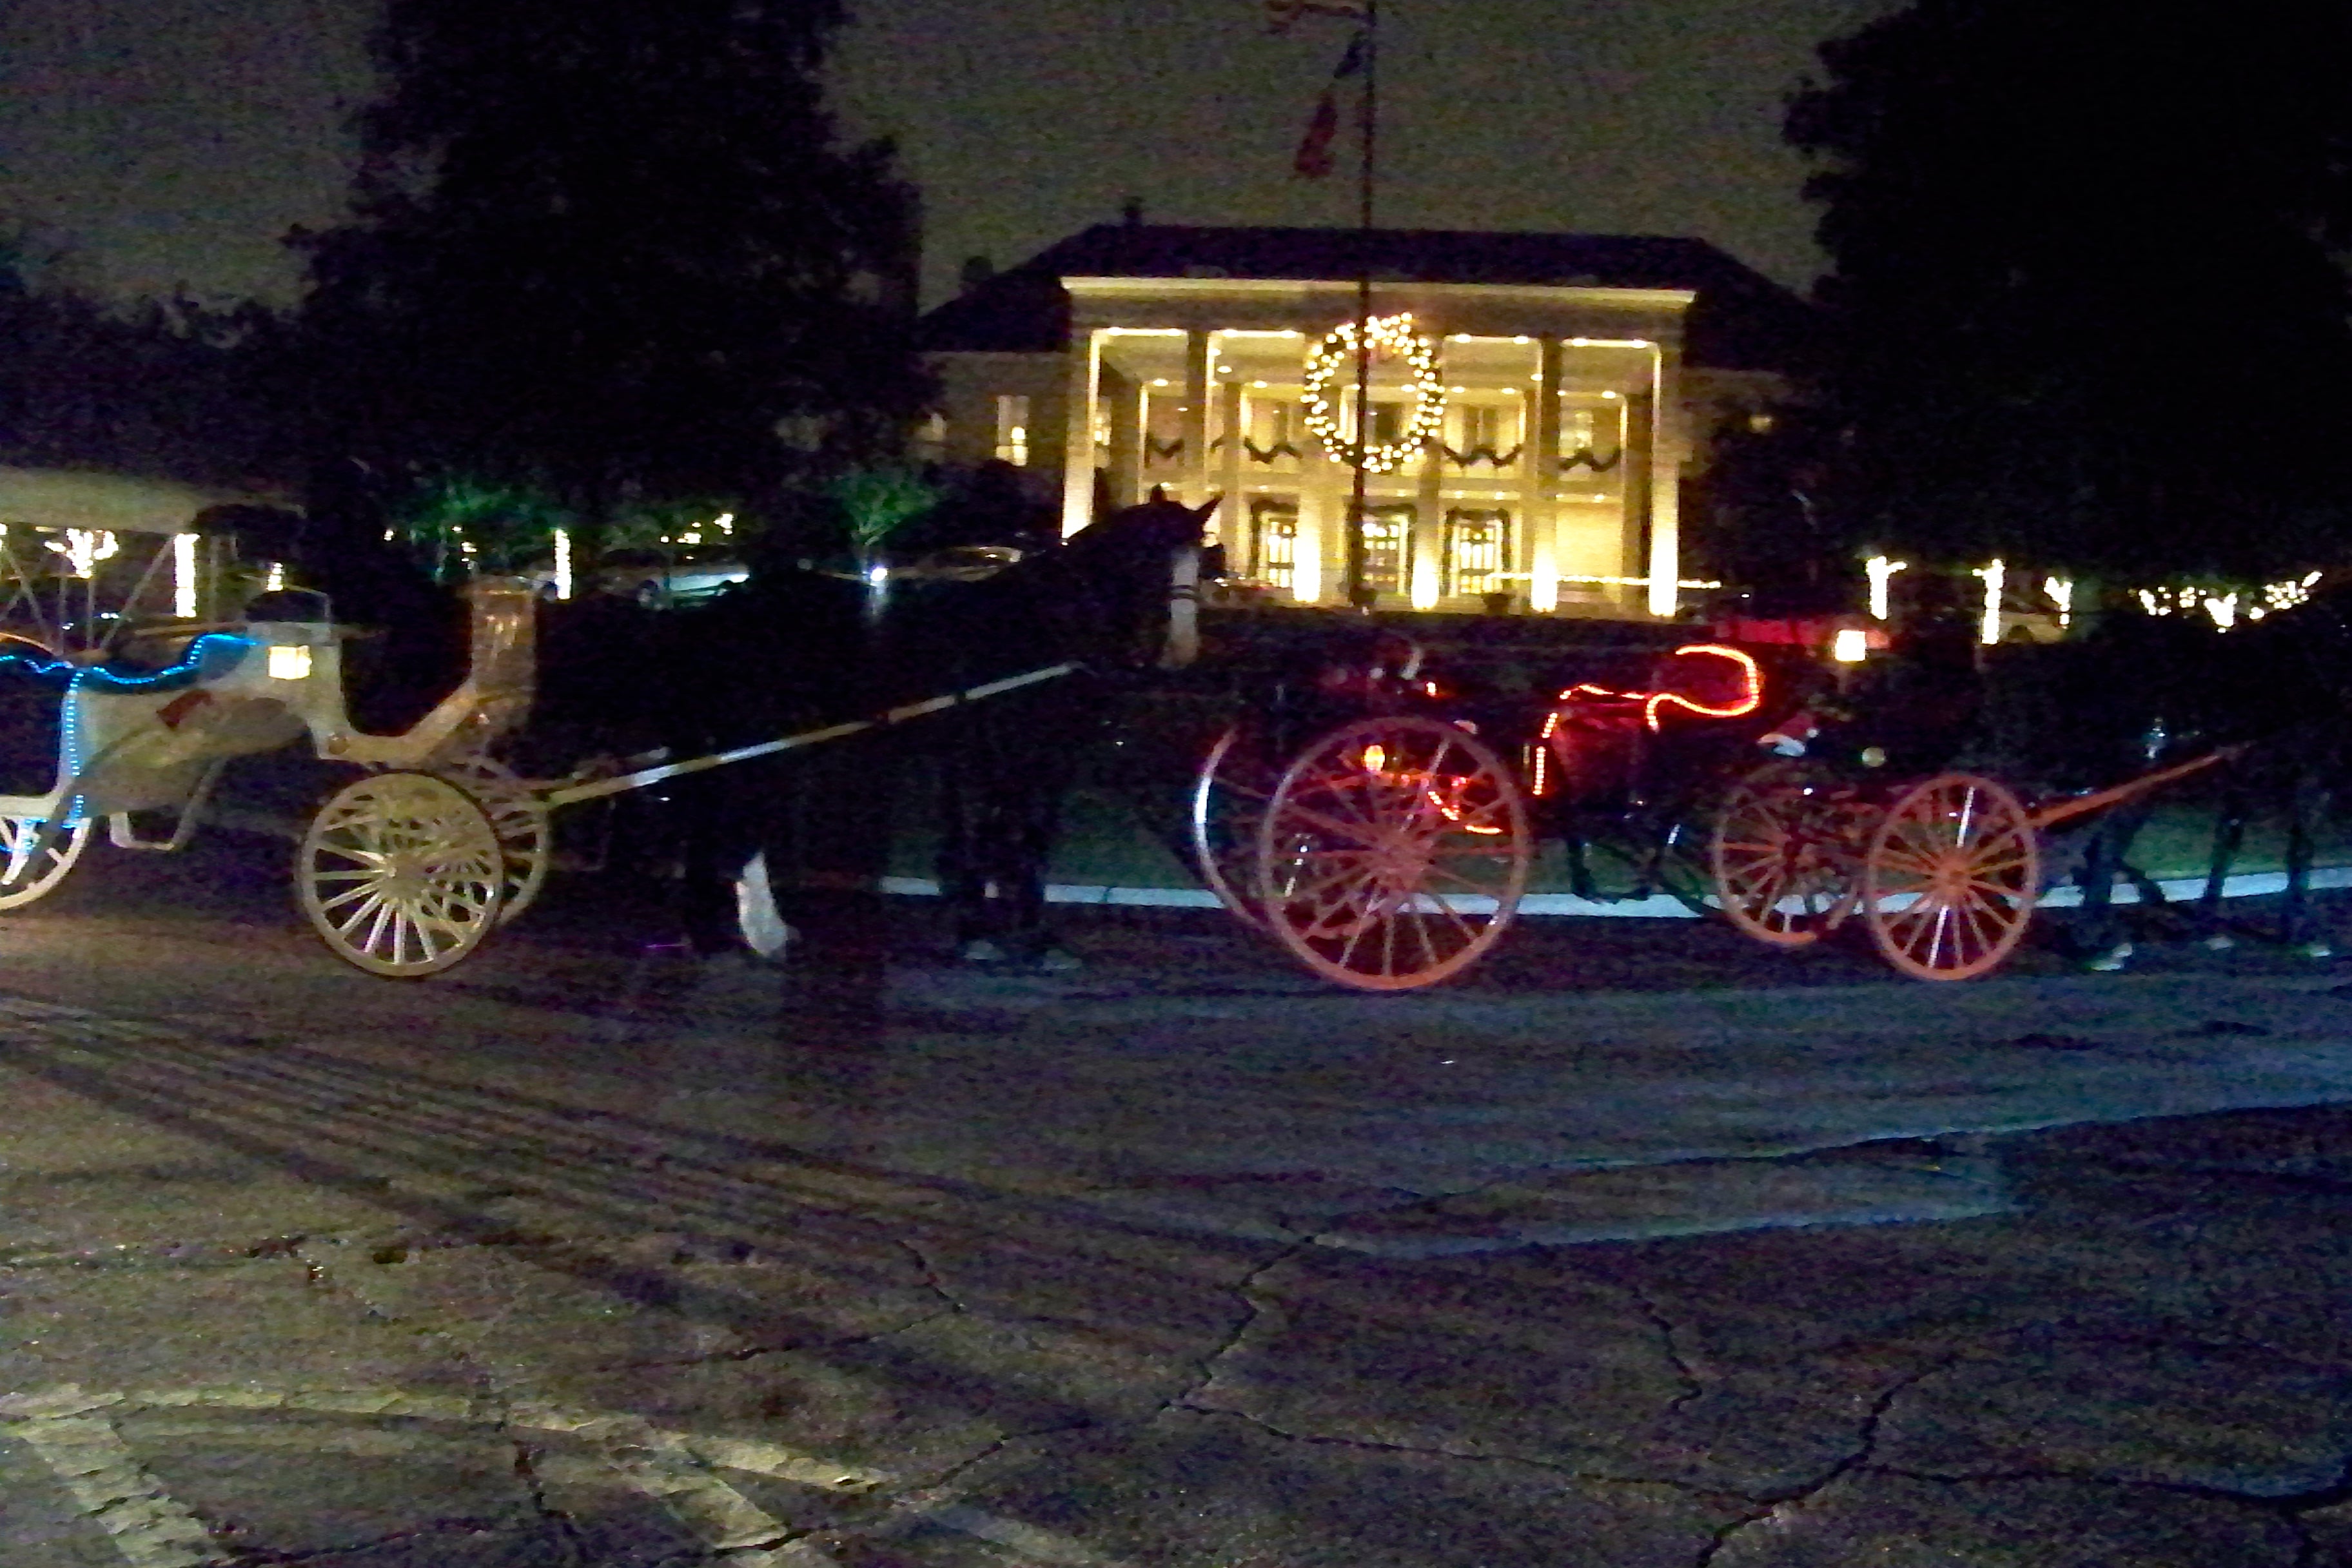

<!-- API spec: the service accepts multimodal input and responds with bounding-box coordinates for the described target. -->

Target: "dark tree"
[0,234,297,489]
[293,0,928,540]
[1788,1,2352,580]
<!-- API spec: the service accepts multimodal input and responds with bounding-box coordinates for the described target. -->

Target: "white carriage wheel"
[0,816,91,911]
[434,756,552,923]
[297,771,505,977]
[1190,724,1279,929]
[1251,714,1531,992]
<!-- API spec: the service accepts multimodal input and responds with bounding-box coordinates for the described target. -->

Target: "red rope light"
[1641,644,1762,732]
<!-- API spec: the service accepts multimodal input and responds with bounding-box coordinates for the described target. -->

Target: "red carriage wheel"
[1251,715,1531,992]
[1710,761,1865,948]
[1190,724,1279,929]
[1861,772,2041,981]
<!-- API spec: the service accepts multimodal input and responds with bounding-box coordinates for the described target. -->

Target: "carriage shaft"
[2024,745,2242,832]
[539,662,1081,809]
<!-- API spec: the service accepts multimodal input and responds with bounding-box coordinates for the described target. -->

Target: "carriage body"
[1192,636,1841,990]
[0,577,542,977]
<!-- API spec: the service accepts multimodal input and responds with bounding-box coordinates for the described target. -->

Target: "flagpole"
[1346,0,1377,611]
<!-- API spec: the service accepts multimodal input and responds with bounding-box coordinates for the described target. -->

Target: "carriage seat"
[0,634,260,797]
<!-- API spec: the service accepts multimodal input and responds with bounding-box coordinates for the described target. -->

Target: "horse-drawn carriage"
[0,471,2262,992]
[1184,626,2235,992]
[0,486,1209,978]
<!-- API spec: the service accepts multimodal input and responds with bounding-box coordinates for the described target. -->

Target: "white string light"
[1301,313,1446,474]
[45,529,119,580]
[173,533,198,620]
[1865,554,1908,621]
[1973,559,2005,645]
[2043,576,2073,631]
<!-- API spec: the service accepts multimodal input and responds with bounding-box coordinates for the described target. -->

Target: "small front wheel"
[1861,772,2039,981]
[298,772,505,977]
[434,756,552,923]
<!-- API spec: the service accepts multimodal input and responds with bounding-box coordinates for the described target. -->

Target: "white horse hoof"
[2085,942,2133,973]
[2298,941,2334,961]
[734,853,796,962]
[2202,933,2236,951]
[961,938,1009,965]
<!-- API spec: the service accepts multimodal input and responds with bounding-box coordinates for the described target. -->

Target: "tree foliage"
[1788,1,2352,580]
[294,0,929,532]
[0,272,296,487]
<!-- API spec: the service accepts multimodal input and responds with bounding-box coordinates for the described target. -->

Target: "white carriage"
[0,468,549,975]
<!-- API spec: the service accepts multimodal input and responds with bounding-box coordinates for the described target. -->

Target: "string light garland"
[2134,572,2321,628]
[1301,313,1446,474]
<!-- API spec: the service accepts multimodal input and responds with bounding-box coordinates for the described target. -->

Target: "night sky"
[0,0,1889,308]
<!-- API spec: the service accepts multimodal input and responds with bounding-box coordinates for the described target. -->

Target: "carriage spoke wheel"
[1862,772,2039,981]
[299,772,505,977]
[1253,715,1531,992]
[1191,725,1280,928]
[0,815,91,911]
[434,756,552,923]
[1711,761,1867,947]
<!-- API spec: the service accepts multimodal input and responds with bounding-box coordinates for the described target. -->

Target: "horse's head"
[1059,489,1220,669]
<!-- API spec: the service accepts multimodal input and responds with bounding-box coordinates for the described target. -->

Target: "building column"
[1527,336,1563,612]
[1179,329,1214,506]
[1060,329,1103,538]
[1292,490,1325,604]
[1216,382,1244,550]
[1410,442,1444,609]
[1105,364,1144,509]
[1644,341,1681,618]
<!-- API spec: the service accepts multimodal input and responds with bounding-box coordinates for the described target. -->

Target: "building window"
[994,395,1030,466]
[1355,504,1412,596]
[1444,508,1513,598]
[1446,404,1521,471]
[1244,400,1301,467]
[1144,391,1185,470]
[913,412,946,464]
[1248,497,1298,592]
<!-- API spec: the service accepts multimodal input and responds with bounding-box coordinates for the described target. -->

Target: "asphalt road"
[6,828,2352,1567]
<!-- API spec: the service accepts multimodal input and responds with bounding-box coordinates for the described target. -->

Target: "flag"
[1292,86,1340,179]
[1289,29,1362,180]
[1266,0,1367,35]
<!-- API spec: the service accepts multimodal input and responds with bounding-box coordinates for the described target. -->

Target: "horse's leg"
[1004,751,1079,970]
[2198,778,2249,949]
[2073,811,2135,972]
[2282,768,2331,956]
[934,736,1002,962]
[675,771,757,957]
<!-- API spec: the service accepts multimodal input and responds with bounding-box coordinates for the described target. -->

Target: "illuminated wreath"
[1301,313,1446,474]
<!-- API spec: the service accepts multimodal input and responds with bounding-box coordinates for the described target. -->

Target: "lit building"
[919,224,1810,617]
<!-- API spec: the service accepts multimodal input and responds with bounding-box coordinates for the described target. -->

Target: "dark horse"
[530,491,1217,968]
[1957,580,2352,967]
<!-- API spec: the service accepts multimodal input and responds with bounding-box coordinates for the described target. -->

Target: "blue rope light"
[0,634,258,827]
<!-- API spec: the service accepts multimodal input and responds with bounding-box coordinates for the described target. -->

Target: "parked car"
[890,544,1022,583]
[524,548,750,605]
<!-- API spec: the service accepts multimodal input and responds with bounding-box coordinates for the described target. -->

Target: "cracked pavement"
[5,837,2352,1563]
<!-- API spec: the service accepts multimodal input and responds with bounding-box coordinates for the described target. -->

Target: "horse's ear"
[1148,485,1168,504]
[1190,495,1222,527]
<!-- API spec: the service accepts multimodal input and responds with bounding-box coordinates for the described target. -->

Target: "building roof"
[919,224,1818,373]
